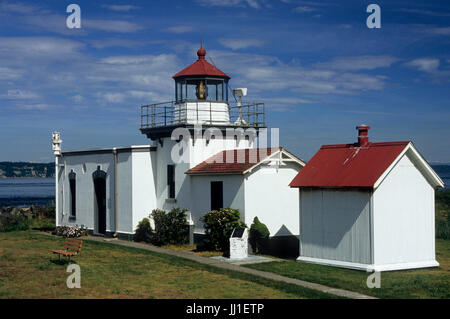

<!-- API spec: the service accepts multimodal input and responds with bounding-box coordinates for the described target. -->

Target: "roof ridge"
[321,141,410,149]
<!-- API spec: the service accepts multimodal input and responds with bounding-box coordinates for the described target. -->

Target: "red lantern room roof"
[172,47,231,80]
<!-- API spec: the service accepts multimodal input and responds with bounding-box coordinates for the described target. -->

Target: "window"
[211,181,223,211]
[68,170,76,219]
[167,165,175,199]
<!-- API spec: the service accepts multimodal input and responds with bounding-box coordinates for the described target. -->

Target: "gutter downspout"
[113,148,118,237]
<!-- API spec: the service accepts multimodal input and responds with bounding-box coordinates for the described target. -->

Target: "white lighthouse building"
[54,47,305,255]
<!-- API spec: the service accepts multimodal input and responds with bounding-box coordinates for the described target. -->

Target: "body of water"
[432,165,450,190]
[0,178,55,207]
[0,164,448,207]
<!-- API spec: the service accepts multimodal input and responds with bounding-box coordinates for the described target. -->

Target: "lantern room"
[173,47,230,103]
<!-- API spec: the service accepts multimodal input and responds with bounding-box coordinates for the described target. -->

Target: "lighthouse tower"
[140,47,266,164]
[139,46,266,210]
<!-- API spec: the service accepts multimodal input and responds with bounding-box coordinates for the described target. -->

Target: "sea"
[0,178,55,207]
[0,165,449,208]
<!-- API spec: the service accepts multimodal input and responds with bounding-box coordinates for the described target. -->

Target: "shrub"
[134,218,153,243]
[151,207,188,246]
[54,225,87,238]
[0,210,31,232]
[249,216,270,254]
[201,208,246,254]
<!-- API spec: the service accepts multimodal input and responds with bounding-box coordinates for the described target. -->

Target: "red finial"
[197,38,206,59]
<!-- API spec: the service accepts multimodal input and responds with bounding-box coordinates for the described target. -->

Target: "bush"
[249,216,270,254]
[201,208,246,254]
[134,218,153,243]
[0,210,31,232]
[54,225,87,238]
[151,207,188,246]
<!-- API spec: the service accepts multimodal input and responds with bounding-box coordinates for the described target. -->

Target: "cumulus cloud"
[406,58,440,73]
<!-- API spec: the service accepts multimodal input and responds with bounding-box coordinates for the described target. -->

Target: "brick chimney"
[356,125,370,146]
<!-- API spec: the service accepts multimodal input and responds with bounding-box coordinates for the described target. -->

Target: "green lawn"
[244,239,450,299]
[0,231,333,299]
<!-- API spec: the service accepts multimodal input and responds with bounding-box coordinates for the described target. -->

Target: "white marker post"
[52,132,62,227]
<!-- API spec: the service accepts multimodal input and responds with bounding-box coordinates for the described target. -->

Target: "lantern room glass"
[175,78,228,103]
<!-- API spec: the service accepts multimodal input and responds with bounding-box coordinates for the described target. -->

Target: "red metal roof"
[186,148,280,175]
[173,48,231,79]
[289,141,410,188]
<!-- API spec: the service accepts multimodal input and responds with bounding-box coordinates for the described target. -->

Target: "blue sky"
[0,0,449,163]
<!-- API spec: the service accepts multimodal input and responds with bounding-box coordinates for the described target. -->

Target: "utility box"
[229,227,248,259]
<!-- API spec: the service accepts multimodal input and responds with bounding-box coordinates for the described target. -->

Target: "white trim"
[374,142,444,189]
[297,256,439,272]
[243,149,305,174]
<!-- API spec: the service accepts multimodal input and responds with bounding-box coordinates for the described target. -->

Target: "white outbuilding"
[290,125,444,272]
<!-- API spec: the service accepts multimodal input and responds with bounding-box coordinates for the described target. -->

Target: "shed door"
[211,181,223,211]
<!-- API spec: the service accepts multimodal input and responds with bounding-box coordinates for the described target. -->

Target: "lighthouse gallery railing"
[140,101,266,129]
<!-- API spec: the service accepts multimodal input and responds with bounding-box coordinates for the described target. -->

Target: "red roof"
[173,48,231,79]
[186,148,280,175]
[289,141,410,188]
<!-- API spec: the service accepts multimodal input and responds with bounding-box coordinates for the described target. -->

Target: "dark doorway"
[93,167,107,235]
[211,181,223,211]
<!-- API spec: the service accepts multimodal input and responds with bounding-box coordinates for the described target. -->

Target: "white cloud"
[4,90,39,100]
[101,4,140,12]
[165,25,196,34]
[316,55,399,71]
[0,1,38,14]
[293,6,316,13]
[406,58,440,73]
[208,50,390,96]
[428,27,450,36]
[0,37,84,58]
[219,38,265,50]
[101,92,126,104]
[399,8,450,17]
[195,0,268,9]
[0,67,23,80]
[83,19,144,33]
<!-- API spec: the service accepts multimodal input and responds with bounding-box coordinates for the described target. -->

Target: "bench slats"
[52,238,83,262]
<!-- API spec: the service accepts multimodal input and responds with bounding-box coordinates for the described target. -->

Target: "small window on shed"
[68,169,76,219]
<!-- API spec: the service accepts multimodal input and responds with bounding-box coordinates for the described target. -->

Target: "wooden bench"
[52,238,83,263]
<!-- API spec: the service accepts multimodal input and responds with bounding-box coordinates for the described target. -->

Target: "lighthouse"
[139,46,266,167]
[54,46,304,255]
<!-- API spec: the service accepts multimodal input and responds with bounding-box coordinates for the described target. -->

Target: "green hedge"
[201,208,246,254]
[134,207,189,246]
[249,216,270,254]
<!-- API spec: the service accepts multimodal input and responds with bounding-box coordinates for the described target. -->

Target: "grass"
[436,189,450,239]
[244,239,450,299]
[0,231,334,299]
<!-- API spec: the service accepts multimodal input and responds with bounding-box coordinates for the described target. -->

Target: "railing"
[140,100,265,129]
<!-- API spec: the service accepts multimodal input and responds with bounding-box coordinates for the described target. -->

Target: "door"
[93,167,107,234]
[211,181,223,211]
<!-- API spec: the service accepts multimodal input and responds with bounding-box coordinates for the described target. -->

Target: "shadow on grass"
[50,259,78,266]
